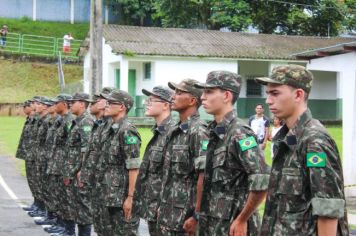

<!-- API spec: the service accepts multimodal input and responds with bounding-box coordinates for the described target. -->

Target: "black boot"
[63,219,76,236]
[78,224,92,236]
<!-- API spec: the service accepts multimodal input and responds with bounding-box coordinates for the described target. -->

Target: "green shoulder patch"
[306,152,326,167]
[238,136,257,151]
[126,136,138,145]
[83,126,92,132]
[201,140,209,151]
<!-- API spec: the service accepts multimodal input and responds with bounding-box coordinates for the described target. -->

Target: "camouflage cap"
[255,64,313,93]
[38,96,54,106]
[30,96,42,102]
[195,71,242,95]
[142,86,173,103]
[70,92,91,102]
[52,94,73,103]
[89,87,115,103]
[102,90,134,112]
[23,100,32,107]
[168,79,203,103]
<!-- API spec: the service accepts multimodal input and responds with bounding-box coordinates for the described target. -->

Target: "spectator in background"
[268,116,283,157]
[63,33,74,54]
[248,103,270,150]
[0,25,8,48]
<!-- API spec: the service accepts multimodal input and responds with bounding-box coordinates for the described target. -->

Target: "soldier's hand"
[123,196,133,220]
[76,171,84,188]
[229,218,247,236]
[63,178,71,186]
[183,217,198,235]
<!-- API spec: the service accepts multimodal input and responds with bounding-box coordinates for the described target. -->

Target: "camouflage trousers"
[73,179,92,225]
[61,179,76,221]
[105,206,140,236]
[157,225,186,236]
[46,174,61,214]
[25,160,36,198]
[91,183,106,235]
[33,162,47,202]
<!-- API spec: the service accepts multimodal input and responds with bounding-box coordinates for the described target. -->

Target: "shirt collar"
[178,111,200,133]
[210,110,237,139]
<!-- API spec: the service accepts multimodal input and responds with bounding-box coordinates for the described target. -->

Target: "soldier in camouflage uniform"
[157,79,208,235]
[255,64,349,235]
[62,92,94,236]
[16,100,33,161]
[99,89,141,236]
[28,96,51,218]
[134,86,175,236]
[195,71,270,236]
[77,87,113,236]
[45,94,75,234]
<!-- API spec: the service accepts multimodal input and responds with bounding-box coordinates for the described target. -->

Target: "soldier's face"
[266,84,297,119]
[48,105,56,114]
[201,88,225,115]
[70,101,81,115]
[96,98,107,110]
[144,95,166,117]
[35,102,44,113]
[23,106,32,115]
[171,89,195,111]
[104,102,123,117]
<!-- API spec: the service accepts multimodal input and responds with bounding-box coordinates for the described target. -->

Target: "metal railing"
[0,32,82,59]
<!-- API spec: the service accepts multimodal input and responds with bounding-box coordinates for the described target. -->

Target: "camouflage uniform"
[135,86,175,236]
[194,71,270,236]
[99,90,141,236]
[47,95,75,220]
[256,65,349,235]
[62,93,94,227]
[15,100,32,160]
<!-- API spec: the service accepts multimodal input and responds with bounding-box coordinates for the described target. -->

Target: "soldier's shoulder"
[230,118,256,140]
[303,118,330,140]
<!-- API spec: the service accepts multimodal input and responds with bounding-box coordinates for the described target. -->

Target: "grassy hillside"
[0,59,83,103]
[0,17,89,39]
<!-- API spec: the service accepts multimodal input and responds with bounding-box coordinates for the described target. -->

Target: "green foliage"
[0,17,89,39]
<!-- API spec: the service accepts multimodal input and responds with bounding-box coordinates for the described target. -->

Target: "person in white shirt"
[268,116,283,158]
[63,33,74,54]
[248,104,270,150]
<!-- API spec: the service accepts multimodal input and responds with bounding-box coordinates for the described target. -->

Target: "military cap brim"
[142,88,172,103]
[100,93,121,104]
[168,81,189,92]
[193,82,220,89]
[255,77,284,86]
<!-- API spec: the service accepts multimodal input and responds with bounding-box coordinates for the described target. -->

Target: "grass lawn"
[0,116,343,176]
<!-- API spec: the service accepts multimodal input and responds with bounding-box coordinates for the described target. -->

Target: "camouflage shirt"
[16,116,31,160]
[62,112,94,179]
[260,109,348,236]
[135,115,175,221]
[25,115,39,161]
[157,112,208,230]
[100,116,141,207]
[42,115,60,164]
[80,117,106,186]
[47,112,75,175]
[200,110,269,235]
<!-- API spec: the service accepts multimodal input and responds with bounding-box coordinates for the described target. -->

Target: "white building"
[79,25,354,119]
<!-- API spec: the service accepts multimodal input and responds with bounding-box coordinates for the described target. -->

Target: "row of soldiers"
[16,66,348,236]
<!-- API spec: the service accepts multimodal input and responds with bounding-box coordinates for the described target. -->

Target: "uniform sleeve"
[80,118,94,153]
[189,123,209,172]
[306,133,345,219]
[234,127,269,191]
[122,128,141,170]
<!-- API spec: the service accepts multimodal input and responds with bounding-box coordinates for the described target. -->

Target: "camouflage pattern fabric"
[255,64,313,93]
[157,112,208,233]
[200,110,269,236]
[63,112,94,224]
[99,116,141,235]
[15,116,31,160]
[260,109,349,236]
[134,115,175,235]
[102,89,134,112]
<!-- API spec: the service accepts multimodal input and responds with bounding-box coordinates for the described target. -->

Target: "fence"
[0,32,82,59]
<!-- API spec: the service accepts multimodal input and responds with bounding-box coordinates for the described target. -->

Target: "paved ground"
[0,154,149,236]
[0,154,355,235]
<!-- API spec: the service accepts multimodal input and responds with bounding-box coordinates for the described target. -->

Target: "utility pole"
[89,0,103,95]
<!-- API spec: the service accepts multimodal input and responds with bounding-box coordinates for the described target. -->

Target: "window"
[246,75,262,96]
[143,62,151,80]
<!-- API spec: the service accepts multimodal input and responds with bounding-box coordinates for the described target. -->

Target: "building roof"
[291,41,356,60]
[79,25,356,60]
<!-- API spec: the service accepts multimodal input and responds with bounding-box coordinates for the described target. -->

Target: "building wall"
[0,0,118,23]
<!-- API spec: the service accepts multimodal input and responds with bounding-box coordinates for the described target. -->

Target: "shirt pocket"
[108,143,120,165]
[208,195,234,220]
[148,146,164,173]
[212,146,230,184]
[171,145,191,175]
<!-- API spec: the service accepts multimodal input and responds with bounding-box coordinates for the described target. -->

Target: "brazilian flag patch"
[83,126,92,132]
[66,124,72,131]
[201,140,209,151]
[306,152,326,167]
[239,136,257,151]
[126,136,138,145]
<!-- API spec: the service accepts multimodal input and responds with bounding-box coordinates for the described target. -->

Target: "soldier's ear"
[294,88,305,103]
